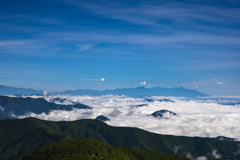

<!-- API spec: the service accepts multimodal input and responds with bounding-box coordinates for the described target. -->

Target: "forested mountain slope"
[0,118,238,160]
[19,138,191,160]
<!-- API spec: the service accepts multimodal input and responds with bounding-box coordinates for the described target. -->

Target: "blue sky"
[0,0,240,95]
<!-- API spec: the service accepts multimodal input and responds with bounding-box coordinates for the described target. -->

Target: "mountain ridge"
[52,86,207,97]
[0,85,207,97]
[0,85,43,96]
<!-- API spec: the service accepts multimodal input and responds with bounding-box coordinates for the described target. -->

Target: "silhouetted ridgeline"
[0,118,237,160]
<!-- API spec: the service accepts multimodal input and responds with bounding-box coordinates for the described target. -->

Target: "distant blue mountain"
[0,85,43,96]
[0,85,208,97]
[52,86,207,97]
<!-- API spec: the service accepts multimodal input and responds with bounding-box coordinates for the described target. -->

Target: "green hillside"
[19,138,190,160]
[0,96,91,118]
[0,118,239,160]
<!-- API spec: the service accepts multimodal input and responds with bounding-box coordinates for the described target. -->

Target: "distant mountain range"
[0,85,43,96]
[0,85,208,97]
[53,86,207,97]
[0,117,238,160]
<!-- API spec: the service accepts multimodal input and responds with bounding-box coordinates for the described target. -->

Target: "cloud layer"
[16,95,240,140]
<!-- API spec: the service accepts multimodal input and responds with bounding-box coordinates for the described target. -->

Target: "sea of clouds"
[17,95,240,140]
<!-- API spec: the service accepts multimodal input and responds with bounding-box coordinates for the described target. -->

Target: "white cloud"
[80,78,105,81]
[17,108,93,121]
[15,95,240,141]
[173,146,181,154]
[43,91,48,96]
[141,81,146,85]
[186,152,193,159]
[217,82,223,84]
[212,150,221,159]
[108,108,121,117]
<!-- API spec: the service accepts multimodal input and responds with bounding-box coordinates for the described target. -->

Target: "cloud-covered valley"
[17,95,240,140]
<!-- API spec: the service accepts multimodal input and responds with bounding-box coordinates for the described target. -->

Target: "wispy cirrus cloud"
[1,0,239,62]
[1,28,239,72]
[76,44,92,52]
[0,30,239,56]
[65,0,240,28]
[42,30,240,45]
[0,14,62,25]
[0,40,32,47]
[0,40,52,56]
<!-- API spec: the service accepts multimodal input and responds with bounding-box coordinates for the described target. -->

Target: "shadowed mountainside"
[0,96,91,119]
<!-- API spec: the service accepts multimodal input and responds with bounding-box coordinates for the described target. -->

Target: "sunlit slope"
[19,138,190,160]
[0,118,238,160]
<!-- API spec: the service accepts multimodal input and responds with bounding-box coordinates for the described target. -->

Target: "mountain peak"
[95,115,110,122]
[151,110,177,119]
